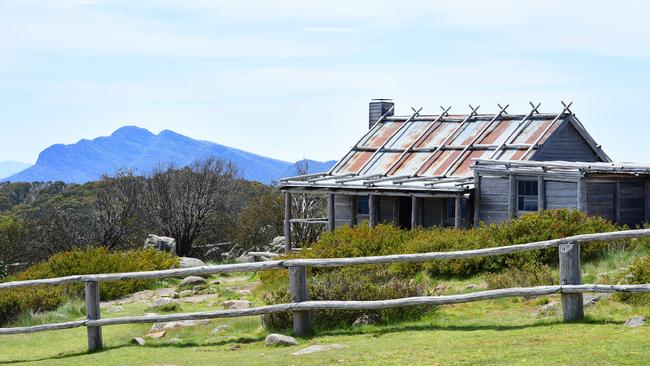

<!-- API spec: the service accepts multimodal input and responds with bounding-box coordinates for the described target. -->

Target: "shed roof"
[280,103,610,194]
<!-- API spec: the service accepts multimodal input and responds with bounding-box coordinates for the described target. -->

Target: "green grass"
[1,255,650,365]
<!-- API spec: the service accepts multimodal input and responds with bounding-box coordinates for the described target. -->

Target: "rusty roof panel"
[417,122,459,148]
[358,121,402,148]
[364,152,402,175]
[335,151,373,174]
[386,121,432,149]
[392,152,432,176]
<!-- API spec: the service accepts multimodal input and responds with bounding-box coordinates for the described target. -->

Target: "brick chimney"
[369,99,394,129]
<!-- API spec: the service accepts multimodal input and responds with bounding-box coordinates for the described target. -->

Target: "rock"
[150,319,211,332]
[155,288,177,298]
[146,330,166,339]
[211,325,229,334]
[132,290,155,302]
[180,276,207,287]
[230,344,241,351]
[182,294,219,304]
[625,316,645,328]
[144,234,176,255]
[130,337,146,346]
[224,300,250,309]
[352,314,378,326]
[237,289,251,296]
[208,301,219,308]
[192,285,206,292]
[265,333,298,346]
[584,294,609,308]
[536,301,560,315]
[179,257,206,268]
[150,297,177,308]
[235,254,254,263]
[466,284,476,289]
[211,280,221,285]
[434,284,447,292]
[291,344,347,356]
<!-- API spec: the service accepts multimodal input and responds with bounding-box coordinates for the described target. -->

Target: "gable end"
[531,119,605,162]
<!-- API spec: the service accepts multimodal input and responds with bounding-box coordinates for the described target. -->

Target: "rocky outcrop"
[265,334,298,346]
[179,276,207,287]
[144,234,176,255]
[179,257,206,268]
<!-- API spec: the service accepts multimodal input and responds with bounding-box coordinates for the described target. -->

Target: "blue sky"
[1,0,650,164]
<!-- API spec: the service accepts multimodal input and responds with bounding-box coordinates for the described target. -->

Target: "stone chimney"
[368,99,394,129]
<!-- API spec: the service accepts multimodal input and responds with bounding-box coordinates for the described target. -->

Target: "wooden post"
[369,194,378,227]
[614,180,621,224]
[289,266,311,336]
[454,195,462,229]
[392,197,400,226]
[537,176,546,211]
[645,180,650,223]
[411,196,420,229]
[577,178,587,213]
[439,199,446,227]
[284,192,292,253]
[350,195,358,227]
[85,281,102,351]
[473,172,481,227]
[327,193,335,232]
[559,242,584,321]
[508,175,517,219]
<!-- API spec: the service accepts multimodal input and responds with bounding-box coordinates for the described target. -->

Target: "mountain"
[5,126,335,184]
[0,161,32,180]
[281,159,337,178]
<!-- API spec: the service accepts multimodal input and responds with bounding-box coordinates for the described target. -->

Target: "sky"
[1,0,650,164]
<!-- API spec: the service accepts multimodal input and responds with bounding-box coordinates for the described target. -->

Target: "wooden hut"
[280,99,648,250]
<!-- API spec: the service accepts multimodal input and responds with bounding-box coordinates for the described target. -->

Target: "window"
[357,196,369,215]
[517,180,539,212]
[446,198,467,219]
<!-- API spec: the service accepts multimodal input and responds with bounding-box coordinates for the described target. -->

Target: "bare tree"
[144,158,238,256]
[290,160,327,245]
[95,170,146,249]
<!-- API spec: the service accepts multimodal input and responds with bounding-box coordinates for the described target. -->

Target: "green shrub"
[0,259,6,279]
[616,254,650,305]
[0,247,178,326]
[485,261,557,289]
[261,267,435,331]
[302,209,626,277]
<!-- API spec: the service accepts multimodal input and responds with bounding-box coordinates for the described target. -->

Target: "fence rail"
[2,228,650,351]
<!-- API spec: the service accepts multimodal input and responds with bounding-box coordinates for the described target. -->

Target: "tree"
[144,158,238,256]
[95,170,146,249]
[289,160,327,245]
[235,188,283,253]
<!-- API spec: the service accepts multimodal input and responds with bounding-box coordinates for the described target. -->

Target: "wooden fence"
[2,228,650,352]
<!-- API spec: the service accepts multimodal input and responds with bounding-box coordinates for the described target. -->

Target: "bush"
[0,259,6,279]
[485,261,557,289]
[261,267,435,331]
[0,247,178,326]
[617,254,650,305]
[302,209,626,277]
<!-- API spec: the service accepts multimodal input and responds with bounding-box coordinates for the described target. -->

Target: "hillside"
[5,127,335,184]
[0,161,31,180]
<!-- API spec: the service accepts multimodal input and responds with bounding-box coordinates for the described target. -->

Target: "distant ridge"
[5,126,335,184]
[0,161,31,180]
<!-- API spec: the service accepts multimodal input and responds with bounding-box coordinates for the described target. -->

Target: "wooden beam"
[577,177,587,214]
[85,281,102,351]
[645,180,650,224]
[327,193,335,232]
[289,266,311,335]
[473,171,481,227]
[614,180,621,224]
[538,176,546,211]
[350,195,358,227]
[284,192,292,253]
[454,195,462,229]
[411,196,420,229]
[559,242,584,321]
[392,197,400,226]
[508,175,517,219]
[369,194,378,228]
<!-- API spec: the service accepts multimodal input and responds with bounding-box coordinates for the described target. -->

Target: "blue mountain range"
[5,126,335,184]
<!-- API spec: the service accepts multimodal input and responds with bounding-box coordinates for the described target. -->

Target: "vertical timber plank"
[473,172,481,227]
[645,180,650,223]
[284,192,292,253]
[289,266,311,335]
[85,281,102,351]
[411,196,419,229]
[350,195,358,227]
[508,175,517,219]
[559,242,584,321]
[369,194,378,227]
[454,195,462,229]
[538,176,546,211]
[327,193,335,232]
[577,177,587,213]
[614,180,621,224]
[392,197,400,226]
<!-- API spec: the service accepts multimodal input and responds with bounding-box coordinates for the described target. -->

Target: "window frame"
[517,179,539,213]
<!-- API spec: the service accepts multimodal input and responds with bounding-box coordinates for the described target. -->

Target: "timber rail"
[2,228,650,352]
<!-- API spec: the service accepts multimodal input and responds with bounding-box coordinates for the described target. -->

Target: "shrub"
[0,247,178,326]
[261,267,435,331]
[0,259,6,279]
[485,261,557,289]
[616,254,650,305]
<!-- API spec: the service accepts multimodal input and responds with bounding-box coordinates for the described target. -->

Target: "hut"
[280,99,650,251]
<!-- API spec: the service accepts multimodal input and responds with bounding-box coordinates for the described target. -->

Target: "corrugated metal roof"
[280,104,610,193]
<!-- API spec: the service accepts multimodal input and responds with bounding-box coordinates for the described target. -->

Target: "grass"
[1,253,650,365]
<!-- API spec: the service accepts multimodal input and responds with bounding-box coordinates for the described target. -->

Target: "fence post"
[289,266,311,336]
[559,242,583,321]
[85,281,103,351]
